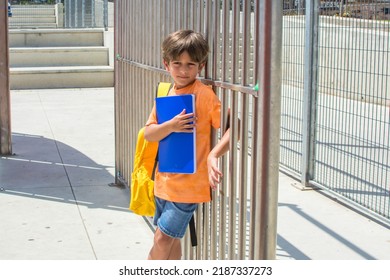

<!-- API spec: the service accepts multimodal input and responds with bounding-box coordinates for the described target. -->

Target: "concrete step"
[10,47,110,67]
[9,16,56,24]
[10,66,114,89]
[8,18,57,29]
[11,6,55,16]
[9,29,105,48]
[7,23,58,29]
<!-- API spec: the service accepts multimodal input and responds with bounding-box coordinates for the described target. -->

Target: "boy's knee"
[155,228,175,246]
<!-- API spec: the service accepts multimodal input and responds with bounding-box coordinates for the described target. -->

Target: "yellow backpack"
[129,82,172,216]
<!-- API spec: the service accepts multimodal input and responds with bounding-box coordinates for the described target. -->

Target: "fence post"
[253,0,283,259]
[301,0,319,186]
[0,1,12,155]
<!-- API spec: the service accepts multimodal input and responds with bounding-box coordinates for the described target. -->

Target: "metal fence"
[114,0,389,259]
[8,0,109,29]
[281,0,389,225]
[64,0,108,28]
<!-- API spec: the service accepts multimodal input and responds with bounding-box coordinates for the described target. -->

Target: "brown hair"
[162,30,209,64]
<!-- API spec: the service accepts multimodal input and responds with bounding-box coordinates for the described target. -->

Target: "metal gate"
[114,0,283,260]
[114,0,390,260]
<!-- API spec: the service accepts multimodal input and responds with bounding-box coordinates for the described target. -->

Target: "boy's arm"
[144,109,195,142]
[207,128,230,190]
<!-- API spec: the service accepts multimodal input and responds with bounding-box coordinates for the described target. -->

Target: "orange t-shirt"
[146,79,221,203]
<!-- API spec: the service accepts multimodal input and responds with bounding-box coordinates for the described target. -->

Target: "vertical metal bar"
[249,64,259,261]
[75,0,78,28]
[64,0,68,27]
[209,0,220,260]
[65,0,68,27]
[219,0,229,260]
[104,0,108,30]
[202,0,213,259]
[81,0,85,28]
[0,0,12,155]
[140,0,145,64]
[200,0,205,34]
[227,0,240,260]
[73,0,77,28]
[254,0,283,260]
[204,0,212,78]
[301,0,319,186]
[250,0,261,259]
[177,0,182,30]
[114,0,118,183]
[125,0,130,178]
[153,0,157,67]
[197,202,204,260]
[72,0,74,27]
[72,0,75,28]
[237,0,252,260]
[74,0,80,28]
[184,0,189,29]
[69,0,73,28]
[193,0,197,31]
[93,0,97,28]
[116,0,122,183]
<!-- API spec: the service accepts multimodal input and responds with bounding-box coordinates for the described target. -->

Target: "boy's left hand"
[207,153,222,190]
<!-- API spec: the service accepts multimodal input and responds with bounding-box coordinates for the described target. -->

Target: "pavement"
[0,87,389,260]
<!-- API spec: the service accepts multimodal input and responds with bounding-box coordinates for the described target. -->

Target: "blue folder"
[156,94,196,174]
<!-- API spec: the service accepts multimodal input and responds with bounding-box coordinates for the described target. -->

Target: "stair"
[8,5,59,29]
[10,47,110,67]
[9,28,104,48]
[9,28,114,90]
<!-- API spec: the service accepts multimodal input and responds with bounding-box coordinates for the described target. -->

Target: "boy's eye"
[171,62,181,68]
[171,62,197,68]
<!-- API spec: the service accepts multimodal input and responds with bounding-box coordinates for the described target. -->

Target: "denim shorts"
[153,197,198,239]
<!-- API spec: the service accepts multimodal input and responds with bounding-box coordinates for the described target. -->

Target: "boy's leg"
[167,239,181,260]
[149,198,197,260]
[148,228,180,260]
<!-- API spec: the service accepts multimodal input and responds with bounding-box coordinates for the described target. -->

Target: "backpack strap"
[152,82,172,179]
[157,82,172,98]
[189,215,197,247]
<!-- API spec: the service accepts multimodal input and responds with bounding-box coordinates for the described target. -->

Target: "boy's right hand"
[169,109,196,133]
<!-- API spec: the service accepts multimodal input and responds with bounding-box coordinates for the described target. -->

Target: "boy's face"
[164,51,204,89]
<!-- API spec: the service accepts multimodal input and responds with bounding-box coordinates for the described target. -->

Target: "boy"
[144,29,230,260]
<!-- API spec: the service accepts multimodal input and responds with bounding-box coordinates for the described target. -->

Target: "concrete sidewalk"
[0,88,389,260]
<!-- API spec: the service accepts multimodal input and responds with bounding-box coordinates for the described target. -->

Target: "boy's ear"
[198,63,205,73]
[163,60,170,70]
